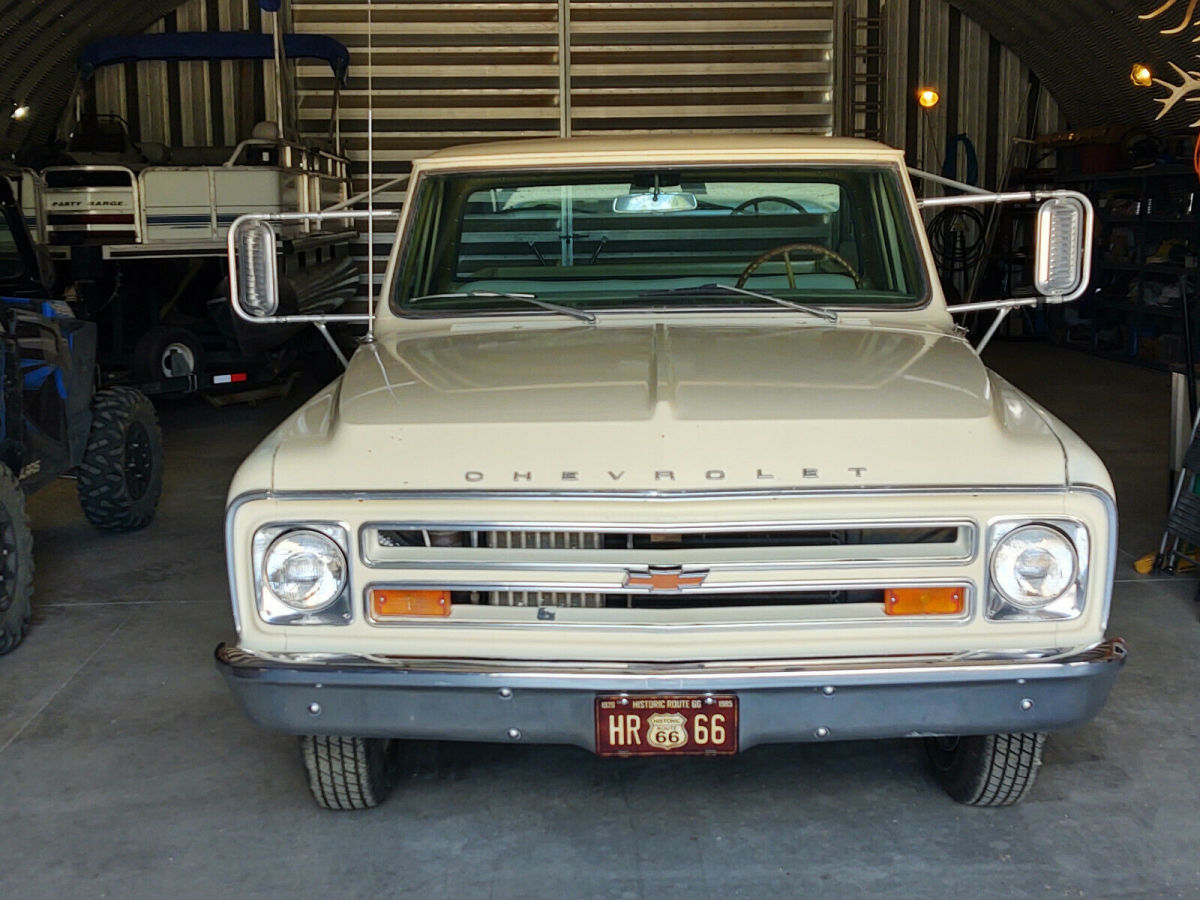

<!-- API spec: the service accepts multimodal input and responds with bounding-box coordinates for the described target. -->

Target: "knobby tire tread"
[76,387,163,532]
[0,466,33,654]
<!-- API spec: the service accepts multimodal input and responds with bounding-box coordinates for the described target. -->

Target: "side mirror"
[228,209,397,330]
[1034,196,1091,302]
[233,220,280,318]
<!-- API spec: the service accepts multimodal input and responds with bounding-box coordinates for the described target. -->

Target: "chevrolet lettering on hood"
[462,467,866,483]
[218,134,1124,812]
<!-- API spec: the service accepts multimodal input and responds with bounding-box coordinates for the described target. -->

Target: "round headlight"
[263,529,347,611]
[990,524,1077,608]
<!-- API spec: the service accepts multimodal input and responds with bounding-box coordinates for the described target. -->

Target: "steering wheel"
[730,196,808,215]
[736,242,863,289]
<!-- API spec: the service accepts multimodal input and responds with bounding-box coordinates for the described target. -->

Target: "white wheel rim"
[161,342,196,377]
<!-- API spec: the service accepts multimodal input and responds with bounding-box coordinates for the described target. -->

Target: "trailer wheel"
[77,387,164,532]
[0,466,34,655]
[134,326,205,382]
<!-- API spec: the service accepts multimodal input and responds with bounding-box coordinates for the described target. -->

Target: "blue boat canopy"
[77,32,349,85]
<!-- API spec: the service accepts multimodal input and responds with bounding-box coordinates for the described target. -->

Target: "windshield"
[393,165,926,315]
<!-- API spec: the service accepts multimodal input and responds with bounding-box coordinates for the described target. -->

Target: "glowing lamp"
[916,88,940,109]
[1130,64,1153,88]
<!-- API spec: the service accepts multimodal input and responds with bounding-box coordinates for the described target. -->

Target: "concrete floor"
[1,343,1197,899]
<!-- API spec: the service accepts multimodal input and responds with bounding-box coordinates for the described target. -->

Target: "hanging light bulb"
[1130,63,1154,88]
[916,88,941,109]
[10,103,29,120]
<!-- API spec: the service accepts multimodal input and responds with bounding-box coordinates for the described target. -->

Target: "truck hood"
[266,321,1069,492]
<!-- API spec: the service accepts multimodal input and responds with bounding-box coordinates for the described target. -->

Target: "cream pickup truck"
[216,135,1124,810]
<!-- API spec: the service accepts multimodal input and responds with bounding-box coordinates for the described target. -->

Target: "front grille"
[363,522,975,613]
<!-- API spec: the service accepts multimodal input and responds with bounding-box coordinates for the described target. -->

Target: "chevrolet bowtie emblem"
[624,565,709,593]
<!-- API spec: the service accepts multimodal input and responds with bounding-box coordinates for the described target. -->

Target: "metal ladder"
[840,5,885,141]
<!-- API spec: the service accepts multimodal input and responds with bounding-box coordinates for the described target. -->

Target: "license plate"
[595,694,738,757]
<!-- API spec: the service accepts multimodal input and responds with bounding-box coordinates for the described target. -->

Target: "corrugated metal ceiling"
[951,0,1191,131]
[0,0,189,147]
[0,0,1196,152]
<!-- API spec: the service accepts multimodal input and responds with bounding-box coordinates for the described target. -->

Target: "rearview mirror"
[613,191,698,214]
[1034,196,1090,301]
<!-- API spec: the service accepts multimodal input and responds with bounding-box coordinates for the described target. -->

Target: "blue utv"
[0,174,164,653]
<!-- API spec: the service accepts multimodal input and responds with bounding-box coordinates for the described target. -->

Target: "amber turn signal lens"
[370,588,451,618]
[884,586,965,616]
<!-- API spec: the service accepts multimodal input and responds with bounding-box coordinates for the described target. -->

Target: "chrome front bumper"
[215,640,1126,749]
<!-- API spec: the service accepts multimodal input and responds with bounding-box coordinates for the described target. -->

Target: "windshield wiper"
[636,283,837,322]
[408,291,596,324]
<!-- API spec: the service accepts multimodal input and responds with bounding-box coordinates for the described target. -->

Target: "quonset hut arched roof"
[951,0,1199,131]
[0,0,192,148]
[0,0,1198,152]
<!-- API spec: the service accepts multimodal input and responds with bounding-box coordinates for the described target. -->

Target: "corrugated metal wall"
[289,1,837,187]
[109,1,1062,186]
[92,0,278,149]
[867,0,1063,189]
[91,0,1066,292]
[103,0,841,291]
[565,2,835,136]
[3,1,1180,165]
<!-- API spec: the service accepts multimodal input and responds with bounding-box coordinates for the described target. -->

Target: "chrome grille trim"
[360,520,979,611]
[361,519,976,568]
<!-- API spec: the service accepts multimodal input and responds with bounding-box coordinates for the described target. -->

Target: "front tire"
[77,387,164,532]
[300,736,399,810]
[926,732,1046,806]
[0,466,34,654]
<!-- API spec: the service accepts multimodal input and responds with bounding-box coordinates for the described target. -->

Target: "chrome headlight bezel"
[987,519,1089,621]
[252,523,352,625]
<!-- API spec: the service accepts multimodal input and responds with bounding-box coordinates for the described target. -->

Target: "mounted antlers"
[1153,61,1200,124]
[1142,0,1200,37]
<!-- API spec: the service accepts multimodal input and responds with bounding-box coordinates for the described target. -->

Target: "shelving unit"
[1053,167,1199,369]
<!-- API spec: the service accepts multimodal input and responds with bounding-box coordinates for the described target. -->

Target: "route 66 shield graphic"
[645,712,689,750]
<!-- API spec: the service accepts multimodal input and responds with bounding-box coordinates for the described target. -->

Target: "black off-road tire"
[0,466,34,655]
[77,387,164,532]
[927,732,1047,807]
[301,735,399,810]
